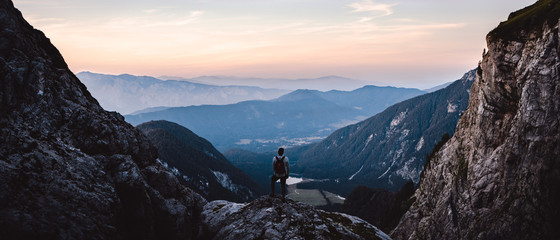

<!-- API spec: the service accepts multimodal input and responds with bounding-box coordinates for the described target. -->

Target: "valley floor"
[284,179,344,207]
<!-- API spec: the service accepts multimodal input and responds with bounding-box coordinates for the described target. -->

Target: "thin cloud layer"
[348,0,395,17]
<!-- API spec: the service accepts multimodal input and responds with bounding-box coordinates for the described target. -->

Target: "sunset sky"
[14,0,535,88]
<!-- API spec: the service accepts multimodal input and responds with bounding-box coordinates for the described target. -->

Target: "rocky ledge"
[200,196,391,240]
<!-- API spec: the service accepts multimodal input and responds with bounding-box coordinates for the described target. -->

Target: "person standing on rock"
[270,147,289,200]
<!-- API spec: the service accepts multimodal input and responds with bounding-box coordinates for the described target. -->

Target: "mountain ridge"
[126,85,424,152]
[137,120,263,202]
[159,75,373,91]
[77,71,290,114]
[295,69,475,193]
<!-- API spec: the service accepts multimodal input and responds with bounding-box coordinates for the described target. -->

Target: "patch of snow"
[378,156,401,180]
[447,102,458,113]
[336,195,346,200]
[37,90,43,96]
[360,134,374,153]
[211,170,252,199]
[396,157,420,183]
[171,167,180,175]
[377,166,391,179]
[348,165,364,180]
[365,134,374,146]
[390,111,407,127]
[157,159,169,168]
[399,129,410,141]
[416,137,424,151]
[212,170,237,192]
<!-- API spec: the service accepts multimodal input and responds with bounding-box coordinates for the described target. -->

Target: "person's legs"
[270,175,279,196]
[280,177,287,198]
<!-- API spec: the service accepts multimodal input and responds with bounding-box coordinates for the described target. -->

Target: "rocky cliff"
[200,196,391,240]
[392,1,560,239]
[0,0,206,239]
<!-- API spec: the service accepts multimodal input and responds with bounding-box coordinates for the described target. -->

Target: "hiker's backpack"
[274,156,286,174]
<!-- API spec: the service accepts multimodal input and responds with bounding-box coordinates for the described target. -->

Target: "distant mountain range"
[296,69,476,193]
[221,70,475,196]
[422,81,453,92]
[137,120,263,202]
[77,72,290,114]
[125,86,425,152]
[159,75,373,91]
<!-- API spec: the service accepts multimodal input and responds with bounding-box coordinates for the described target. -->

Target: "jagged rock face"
[0,0,206,239]
[200,196,391,240]
[392,2,560,239]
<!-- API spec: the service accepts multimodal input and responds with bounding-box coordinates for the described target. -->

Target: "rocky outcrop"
[201,196,391,240]
[392,1,560,239]
[0,0,206,239]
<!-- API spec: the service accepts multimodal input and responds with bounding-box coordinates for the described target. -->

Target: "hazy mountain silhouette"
[77,71,290,114]
[126,86,424,152]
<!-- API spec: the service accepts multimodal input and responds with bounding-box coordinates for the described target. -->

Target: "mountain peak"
[273,89,323,102]
[489,0,560,41]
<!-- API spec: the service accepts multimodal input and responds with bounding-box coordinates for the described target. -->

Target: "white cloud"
[348,0,395,17]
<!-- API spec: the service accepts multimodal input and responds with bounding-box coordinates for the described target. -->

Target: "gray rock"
[0,0,206,239]
[391,2,560,239]
[200,196,392,240]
